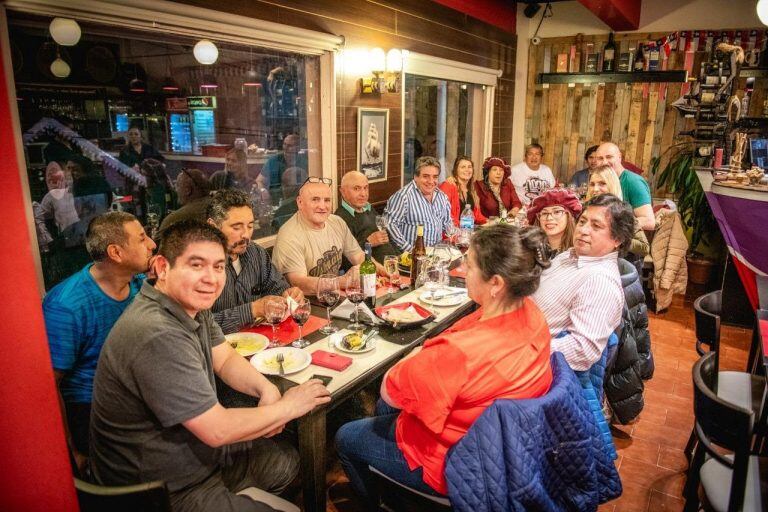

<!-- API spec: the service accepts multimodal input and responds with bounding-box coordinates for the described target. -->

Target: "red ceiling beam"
[577,0,641,31]
[430,0,516,34]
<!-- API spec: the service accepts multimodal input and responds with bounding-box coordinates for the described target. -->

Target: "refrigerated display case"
[169,113,192,153]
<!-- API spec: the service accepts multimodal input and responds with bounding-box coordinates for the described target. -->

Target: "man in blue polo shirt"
[43,211,156,468]
[595,142,656,230]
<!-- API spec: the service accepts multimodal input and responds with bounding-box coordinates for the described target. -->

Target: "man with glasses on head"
[273,177,366,295]
[384,156,452,251]
[207,189,303,334]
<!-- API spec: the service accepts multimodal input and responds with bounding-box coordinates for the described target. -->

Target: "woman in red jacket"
[474,156,522,220]
[438,156,486,226]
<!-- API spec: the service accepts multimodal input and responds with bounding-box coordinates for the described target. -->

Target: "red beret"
[527,188,583,225]
[482,156,511,180]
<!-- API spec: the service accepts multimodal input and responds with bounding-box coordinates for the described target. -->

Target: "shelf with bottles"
[537,70,688,85]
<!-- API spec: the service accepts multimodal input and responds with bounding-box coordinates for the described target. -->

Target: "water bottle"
[460,204,474,230]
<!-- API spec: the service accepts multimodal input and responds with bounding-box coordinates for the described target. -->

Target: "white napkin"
[286,295,299,313]
[330,299,382,324]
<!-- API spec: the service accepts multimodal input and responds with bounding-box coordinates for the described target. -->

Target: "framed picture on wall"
[357,107,388,183]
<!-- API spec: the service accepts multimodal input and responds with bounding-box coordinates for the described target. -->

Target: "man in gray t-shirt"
[90,221,331,511]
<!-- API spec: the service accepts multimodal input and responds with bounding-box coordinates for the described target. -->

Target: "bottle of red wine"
[602,33,616,72]
[633,45,646,72]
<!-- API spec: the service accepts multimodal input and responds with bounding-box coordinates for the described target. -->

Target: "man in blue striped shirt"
[208,189,303,334]
[385,156,452,251]
[43,211,156,469]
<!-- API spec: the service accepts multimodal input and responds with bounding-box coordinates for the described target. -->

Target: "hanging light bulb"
[129,78,146,93]
[161,77,180,92]
[369,47,386,73]
[759,0,768,26]
[200,74,218,89]
[49,18,81,46]
[386,49,403,72]
[50,57,71,78]
[193,39,218,65]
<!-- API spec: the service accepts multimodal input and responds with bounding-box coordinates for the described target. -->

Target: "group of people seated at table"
[42,138,651,510]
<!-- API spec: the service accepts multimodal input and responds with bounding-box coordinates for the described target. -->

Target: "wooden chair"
[683,352,767,512]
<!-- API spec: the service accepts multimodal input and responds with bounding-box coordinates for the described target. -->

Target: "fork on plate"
[276,353,285,375]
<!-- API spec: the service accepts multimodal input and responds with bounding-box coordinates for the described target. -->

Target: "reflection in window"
[9,13,322,289]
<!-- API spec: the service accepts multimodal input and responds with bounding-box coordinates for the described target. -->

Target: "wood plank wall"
[524,30,767,190]
[177,0,517,205]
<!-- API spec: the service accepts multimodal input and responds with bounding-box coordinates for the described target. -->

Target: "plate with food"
[332,330,377,354]
[226,332,269,357]
[251,347,311,376]
[374,302,434,329]
[419,289,468,307]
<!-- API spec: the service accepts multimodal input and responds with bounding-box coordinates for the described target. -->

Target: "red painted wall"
[0,44,79,512]
[430,0,516,33]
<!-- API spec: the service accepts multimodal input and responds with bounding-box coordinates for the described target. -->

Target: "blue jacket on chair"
[444,352,623,512]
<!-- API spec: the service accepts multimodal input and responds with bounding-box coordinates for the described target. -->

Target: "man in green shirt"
[595,142,655,230]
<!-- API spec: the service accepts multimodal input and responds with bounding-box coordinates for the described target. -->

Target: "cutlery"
[276,352,285,376]
[360,328,379,349]
[428,290,467,300]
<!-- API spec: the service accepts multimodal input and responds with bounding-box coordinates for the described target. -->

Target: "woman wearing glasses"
[527,188,583,256]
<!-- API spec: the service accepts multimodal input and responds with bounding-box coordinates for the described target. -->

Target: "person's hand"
[281,379,331,418]
[251,295,286,320]
[341,266,360,289]
[367,230,389,246]
[73,449,88,474]
[282,287,304,303]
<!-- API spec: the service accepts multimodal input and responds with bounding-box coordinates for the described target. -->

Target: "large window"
[8,12,324,289]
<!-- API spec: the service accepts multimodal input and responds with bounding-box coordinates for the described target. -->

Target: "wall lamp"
[355,48,407,94]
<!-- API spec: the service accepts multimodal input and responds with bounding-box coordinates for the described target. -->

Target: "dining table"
[219,269,474,512]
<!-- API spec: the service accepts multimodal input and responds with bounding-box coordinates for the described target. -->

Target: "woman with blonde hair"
[586,165,649,258]
[439,156,486,226]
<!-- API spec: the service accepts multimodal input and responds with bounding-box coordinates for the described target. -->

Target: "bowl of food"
[374,302,434,329]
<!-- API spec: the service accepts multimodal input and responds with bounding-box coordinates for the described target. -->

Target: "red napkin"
[375,276,412,298]
[311,350,353,371]
[449,265,467,278]
[242,315,326,346]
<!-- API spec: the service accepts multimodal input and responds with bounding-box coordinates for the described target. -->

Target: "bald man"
[335,171,397,266]
[272,180,365,294]
[594,142,655,230]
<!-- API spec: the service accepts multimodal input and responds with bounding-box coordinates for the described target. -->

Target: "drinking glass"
[317,274,340,335]
[423,261,443,300]
[264,299,287,348]
[444,224,460,246]
[345,268,365,332]
[455,228,471,256]
[383,255,400,295]
[433,242,453,266]
[290,298,312,348]
[375,214,388,232]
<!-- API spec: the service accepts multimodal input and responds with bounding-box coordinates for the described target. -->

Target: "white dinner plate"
[225,332,269,357]
[251,347,311,376]
[419,290,467,307]
[331,331,377,354]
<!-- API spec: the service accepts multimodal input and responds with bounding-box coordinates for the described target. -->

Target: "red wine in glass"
[456,241,469,255]
[318,290,340,308]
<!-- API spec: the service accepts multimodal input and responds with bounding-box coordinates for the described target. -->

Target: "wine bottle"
[633,45,646,72]
[360,242,376,309]
[602,33,616,72]
[410,225,426,286]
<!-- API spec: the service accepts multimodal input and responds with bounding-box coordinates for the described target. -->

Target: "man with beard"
[207,189,303,334]
[43,211,156,469]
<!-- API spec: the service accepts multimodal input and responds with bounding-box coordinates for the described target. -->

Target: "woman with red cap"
[439,156,487,226]
[527,188,583,255]
[474,157,521,220]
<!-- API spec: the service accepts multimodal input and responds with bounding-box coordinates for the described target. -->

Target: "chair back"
[694,290,722,353]
[692,352,755,512]
[75,478,171,512]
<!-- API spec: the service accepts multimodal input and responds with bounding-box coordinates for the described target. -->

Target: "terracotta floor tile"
[611,479,653,512]
[643,389,693,411]
[631,421,692,450]
[644,373,677,393]
[657,446,688,472]
[598,503,616,512]
[664,408,694,432]
[615,435,661,465]
[647,490,685,512]
[635,401,667,426]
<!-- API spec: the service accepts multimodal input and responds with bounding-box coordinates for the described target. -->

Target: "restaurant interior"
[2,1,768,511]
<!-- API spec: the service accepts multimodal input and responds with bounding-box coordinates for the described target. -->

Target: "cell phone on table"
[310,374,333,386]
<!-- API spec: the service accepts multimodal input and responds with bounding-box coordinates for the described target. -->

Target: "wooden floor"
[321,288,754,512]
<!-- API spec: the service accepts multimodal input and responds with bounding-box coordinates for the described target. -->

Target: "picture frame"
[357,107,388,183]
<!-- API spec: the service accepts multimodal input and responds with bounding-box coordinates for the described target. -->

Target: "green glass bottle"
[360,242,377,309]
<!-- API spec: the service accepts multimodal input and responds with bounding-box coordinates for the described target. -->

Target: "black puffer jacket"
[605,259,650,424]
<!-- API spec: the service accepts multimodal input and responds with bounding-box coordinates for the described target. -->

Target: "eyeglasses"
[537,209,567,220]
[301,176,333,187]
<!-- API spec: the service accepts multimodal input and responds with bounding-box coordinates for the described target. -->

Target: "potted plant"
[650,147,723,284]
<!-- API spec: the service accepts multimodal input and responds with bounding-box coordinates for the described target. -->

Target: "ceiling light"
[193,39,218,65]
[369,47,385,73]
[386,49,403,72]
[759,0,768,26]
[129,78,146,93]
[49,18,81,46]
[200,74,218,89]
[50,57,71,78]
[161,77,180,92]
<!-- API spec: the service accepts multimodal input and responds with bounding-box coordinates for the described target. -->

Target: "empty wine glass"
[317,274,340,335]
[290,298,312,348]
[423,261,443,300]
[264,299,287,348]
[383,255,400,296]
[345,268,365,332]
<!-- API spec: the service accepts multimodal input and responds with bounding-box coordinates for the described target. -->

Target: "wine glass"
[264,299,287,348]
[375,214,388,233]
[456,228,471,256]
[317,274,340,335]
[423,261,443,300]
[290,298,312,348]
[345,269,365,332]
[383,255,400,296]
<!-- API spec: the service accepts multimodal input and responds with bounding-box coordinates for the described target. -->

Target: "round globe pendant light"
[193,39,218,65]
[50,57,71,78]
[49,18,81,46]
[759,0,768,26]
